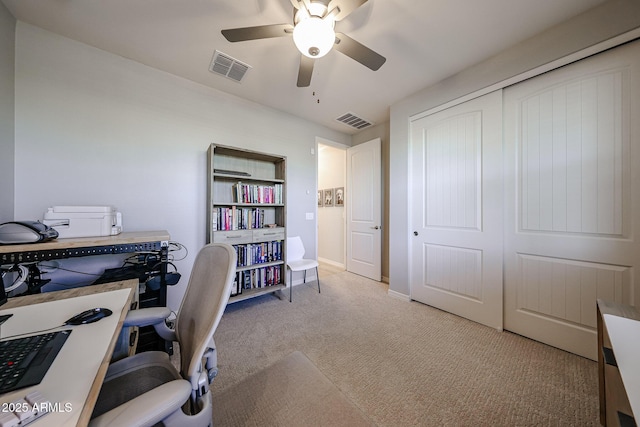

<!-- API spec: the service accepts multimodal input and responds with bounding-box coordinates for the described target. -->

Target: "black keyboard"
[0,330,71,394]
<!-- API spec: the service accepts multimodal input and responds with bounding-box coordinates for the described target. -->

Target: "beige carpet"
[211,267,600,426]
[213,350,373,426]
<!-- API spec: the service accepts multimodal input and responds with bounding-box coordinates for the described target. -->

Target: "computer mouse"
[64,308,113,325]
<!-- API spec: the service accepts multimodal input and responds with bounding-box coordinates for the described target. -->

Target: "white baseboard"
[318,257,345,269]
[387,289,411,302]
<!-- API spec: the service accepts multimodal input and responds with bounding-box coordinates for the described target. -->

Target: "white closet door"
[410,90,504,330]
[504,40,640,360]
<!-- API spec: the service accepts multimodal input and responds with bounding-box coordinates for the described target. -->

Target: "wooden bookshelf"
[207,143,287,303]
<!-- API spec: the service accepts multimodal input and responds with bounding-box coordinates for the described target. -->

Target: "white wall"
[13,22,351,309]
[0,2,15,223]
[317,143,345,267]
[389,0,640,297]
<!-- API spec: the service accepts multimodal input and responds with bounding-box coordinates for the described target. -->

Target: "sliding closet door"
[410,90,503,330]
[504,40,640,360]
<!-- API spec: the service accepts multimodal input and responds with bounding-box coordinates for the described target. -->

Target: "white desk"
[597,299,640,427]
[0,280,136,426]
[604,314,640,420]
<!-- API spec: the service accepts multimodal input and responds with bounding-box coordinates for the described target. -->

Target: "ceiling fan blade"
[334,32,386,71]
[297,55,315,87]
[327,0,367,21]
[222,24,293,42]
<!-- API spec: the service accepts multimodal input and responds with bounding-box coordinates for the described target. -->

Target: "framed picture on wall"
[324,188,334,207]
[317,190,324,207]
[335,187,344,206]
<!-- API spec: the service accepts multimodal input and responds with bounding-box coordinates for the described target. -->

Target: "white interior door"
[346,138,382,281]
[503,40,640,360]
[410,90,504,330]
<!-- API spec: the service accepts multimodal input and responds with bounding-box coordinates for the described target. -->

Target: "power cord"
[37,262,104,277]
[1,264,30,292]
[167,241,188,262]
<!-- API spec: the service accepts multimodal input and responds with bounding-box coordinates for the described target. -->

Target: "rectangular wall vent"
[209,50,251,82]
[335,112,373,130]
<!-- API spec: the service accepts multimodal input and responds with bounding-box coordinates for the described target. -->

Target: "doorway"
[317,137,384,281]
[317,141,347,269]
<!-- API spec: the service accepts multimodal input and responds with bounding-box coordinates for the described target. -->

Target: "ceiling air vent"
[335,112,373,130]
[209,50,251,82]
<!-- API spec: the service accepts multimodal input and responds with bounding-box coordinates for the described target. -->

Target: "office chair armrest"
[123,307,172,328]
[88,379,192,427]
[152,319,177,342]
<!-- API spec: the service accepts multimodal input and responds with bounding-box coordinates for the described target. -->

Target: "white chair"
[286,236,320,302]
[90,243,237,427]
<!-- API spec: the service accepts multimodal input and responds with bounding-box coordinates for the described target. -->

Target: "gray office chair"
[286,236,320,302]
[89,243,237,427]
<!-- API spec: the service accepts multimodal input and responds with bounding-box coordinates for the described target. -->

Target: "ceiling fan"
[221,0,386,87]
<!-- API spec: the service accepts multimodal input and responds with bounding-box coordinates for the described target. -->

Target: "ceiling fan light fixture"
[293,17,335,58]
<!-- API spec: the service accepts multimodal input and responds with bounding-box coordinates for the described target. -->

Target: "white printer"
[43,206,122,239]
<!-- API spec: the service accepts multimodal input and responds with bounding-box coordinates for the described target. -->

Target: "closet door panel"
[410,90,504,330]
[504,40,640,360]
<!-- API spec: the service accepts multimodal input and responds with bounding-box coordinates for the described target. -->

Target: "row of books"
[232,182,283,204]
[212,207,266,231]
[234,241,283,267]
[230,266,282,296]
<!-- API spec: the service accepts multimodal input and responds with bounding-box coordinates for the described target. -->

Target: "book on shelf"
[233,241,283,267]
[232,182,283,204]
[234,266,281,292]
[212,207,267,231]
[231,273,240,296]
[243,271,252,290]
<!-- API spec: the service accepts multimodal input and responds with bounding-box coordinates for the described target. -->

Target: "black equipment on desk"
[0,275,6,307]
[92,252,180,355]
[0,221,59,245]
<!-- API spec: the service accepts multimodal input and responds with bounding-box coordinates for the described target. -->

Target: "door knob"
[413,231,418,236]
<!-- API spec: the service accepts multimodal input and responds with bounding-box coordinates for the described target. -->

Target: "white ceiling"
[2,0,606,134]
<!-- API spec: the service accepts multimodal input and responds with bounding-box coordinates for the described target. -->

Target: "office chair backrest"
[174,243,236,380]
[286,236,306,262]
